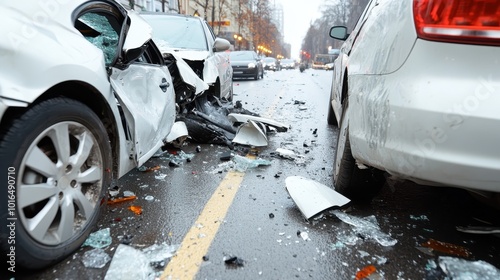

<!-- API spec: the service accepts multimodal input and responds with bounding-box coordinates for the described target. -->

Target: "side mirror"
[330,26,348,41]
[213,38,230,52]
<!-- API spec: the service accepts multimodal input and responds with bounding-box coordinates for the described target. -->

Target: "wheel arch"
[0,81,121,179]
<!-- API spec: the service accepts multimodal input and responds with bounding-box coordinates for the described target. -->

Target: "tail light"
[413,0,500,46]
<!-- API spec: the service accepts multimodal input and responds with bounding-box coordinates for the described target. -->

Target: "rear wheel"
[0,97,111,269]
[333,100,385,201]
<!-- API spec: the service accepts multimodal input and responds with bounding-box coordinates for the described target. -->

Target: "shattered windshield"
[141,15,208,51]
[77,13,119,66]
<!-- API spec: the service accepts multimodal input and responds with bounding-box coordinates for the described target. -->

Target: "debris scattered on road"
[224,255,245,267]
[355,264,377,280]
[419,238,471,258]
[275,148,296,159]
[123,190,135,197]
[269,213,275,219]
[232,154,271,172]
[410,214,429,221]
[144,195,155,201]
[108,185,120,197]
[438,256,500,279]
[107,195,137,205]
[128,205,143,215]
[82,228,112,249]
[81,248,110,269]
[137,165,161,172]
[332,210,397,246]
[286,176,350,219]
[142,243,180,268]
[456,225,500,235]
[220,151,234,161]
[118,234,134,245]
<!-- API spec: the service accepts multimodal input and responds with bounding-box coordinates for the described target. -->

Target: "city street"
[21,69,500,280]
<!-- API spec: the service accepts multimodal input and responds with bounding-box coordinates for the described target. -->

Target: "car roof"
[140,12,202,21]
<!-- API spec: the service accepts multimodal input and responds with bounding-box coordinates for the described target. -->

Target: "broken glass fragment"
[83,228,112,249]
[123,191,135,197]
[81,248,110,268]
[144,195,154,201]
[233,155,271,172]
[439,256,500,280]
[142,243,179,263]
[332,210,397,246]
[410,214,429,221]
[104,244,154,280]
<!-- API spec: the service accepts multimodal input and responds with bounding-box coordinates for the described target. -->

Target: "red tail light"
[413,0,500,46]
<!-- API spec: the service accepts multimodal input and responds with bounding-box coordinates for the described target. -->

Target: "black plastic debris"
[269,213,275,219]
[119,234,134,245]
[202,255,209,261]
[196,145,201,153]
[224,256,244,267]
[312,128,318,135]
[169,159,181,167]
[220,151,233,161]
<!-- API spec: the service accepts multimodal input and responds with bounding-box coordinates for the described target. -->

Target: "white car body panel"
[110,64,175,166]
[169,52,209,95]
[333,0,500,192]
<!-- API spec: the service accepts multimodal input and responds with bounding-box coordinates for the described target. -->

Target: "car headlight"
[248,63,256,68]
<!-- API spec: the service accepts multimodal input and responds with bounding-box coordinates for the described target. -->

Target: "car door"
[76,7,175,166]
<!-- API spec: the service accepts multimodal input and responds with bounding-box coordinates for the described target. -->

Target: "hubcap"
[18,121,104,245]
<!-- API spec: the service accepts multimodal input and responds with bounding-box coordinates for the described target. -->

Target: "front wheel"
[0,97,111,269]
[333,100,385,201]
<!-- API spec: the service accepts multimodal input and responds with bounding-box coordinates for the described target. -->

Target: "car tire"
[254,70,259,80]
[333,100,385,201]
[0,97,111,269]
[260,68,264,79]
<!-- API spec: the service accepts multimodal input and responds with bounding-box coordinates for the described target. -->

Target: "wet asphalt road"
[20,69,500,280]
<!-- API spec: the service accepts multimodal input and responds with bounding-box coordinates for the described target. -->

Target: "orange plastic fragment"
[355,265,376,280]
[148,165,161,172]
[128,205,142,215]
[421,238,471,258]
[107,196,137,205]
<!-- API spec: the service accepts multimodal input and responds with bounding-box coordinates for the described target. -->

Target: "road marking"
[161,171,245,280]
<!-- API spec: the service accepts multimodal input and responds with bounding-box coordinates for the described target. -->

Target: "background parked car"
[0,1,177,269]
[141,13,233,101]
[230,51,264,80]
[280,58,297,70]
[327,0,500,206]
[262,57,280,71]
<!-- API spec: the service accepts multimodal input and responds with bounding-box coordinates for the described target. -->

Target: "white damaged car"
[327,0,500,204]
[0,1,181,269]
[141,13,233,103]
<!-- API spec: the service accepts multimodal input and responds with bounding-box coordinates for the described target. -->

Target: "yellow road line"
[161,171,245,280]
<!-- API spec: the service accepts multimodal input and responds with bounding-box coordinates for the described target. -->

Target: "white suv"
[328,0,500,203]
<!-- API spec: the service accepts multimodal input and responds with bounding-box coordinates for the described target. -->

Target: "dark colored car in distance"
[230,50,264,80]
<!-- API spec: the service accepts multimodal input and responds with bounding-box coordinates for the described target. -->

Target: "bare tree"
[193,0,211,20]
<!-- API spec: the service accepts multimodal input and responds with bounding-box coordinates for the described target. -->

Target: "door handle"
[159,78,170,92]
